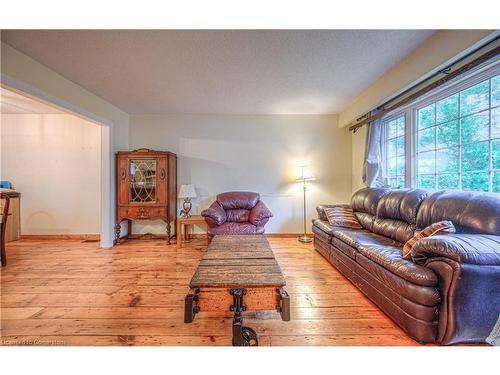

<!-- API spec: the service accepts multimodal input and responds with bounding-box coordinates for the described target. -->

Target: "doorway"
[0,85,113,248]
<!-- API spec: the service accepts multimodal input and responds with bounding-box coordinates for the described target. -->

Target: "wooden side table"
[177,215,207,246]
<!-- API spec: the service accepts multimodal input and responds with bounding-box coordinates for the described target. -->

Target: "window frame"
[379,59,500,192]
[381,112,407,188]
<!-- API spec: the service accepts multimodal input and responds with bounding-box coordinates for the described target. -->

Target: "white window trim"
[381,112,407,188]
[379,59,500,191]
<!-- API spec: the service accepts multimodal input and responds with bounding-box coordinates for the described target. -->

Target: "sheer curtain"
[361,112,386,188]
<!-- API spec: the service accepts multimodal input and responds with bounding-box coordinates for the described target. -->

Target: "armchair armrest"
[316,204,350,221]
[201,202,227,227]
[249,200,273,227]
[411,234,500,266]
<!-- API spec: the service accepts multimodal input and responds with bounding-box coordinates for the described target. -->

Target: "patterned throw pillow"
[402,220,456,259]
[324,207,363,229]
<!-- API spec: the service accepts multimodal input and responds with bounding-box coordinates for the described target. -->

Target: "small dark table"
[184,235,290,346]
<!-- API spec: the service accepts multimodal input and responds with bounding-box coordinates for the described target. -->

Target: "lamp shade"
[295,165,316,182]
[178,184,197,199]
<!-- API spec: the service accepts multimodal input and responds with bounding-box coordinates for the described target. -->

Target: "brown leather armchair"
[201,191,273,241]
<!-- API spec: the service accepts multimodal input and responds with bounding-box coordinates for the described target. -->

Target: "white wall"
[129,114,352,234]
[1,114,101,234]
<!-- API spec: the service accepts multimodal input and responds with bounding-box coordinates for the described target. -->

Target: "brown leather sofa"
[313,187,500,344]
[201,191,273,241]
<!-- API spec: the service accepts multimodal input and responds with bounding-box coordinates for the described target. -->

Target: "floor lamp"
[296,166,315,243]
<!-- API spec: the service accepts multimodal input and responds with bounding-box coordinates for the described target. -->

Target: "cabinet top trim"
[116,148,177,157]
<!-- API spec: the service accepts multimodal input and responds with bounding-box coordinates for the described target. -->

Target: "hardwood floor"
[0,237,418,346]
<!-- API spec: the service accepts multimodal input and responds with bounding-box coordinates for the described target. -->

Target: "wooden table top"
[0,188,20,198]
[178,215,205,224]
[189,235,286,288]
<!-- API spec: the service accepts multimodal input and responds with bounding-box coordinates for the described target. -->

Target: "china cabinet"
[115,148,177,244]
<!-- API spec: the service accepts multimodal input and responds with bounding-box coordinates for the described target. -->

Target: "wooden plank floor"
[0,237,418,346]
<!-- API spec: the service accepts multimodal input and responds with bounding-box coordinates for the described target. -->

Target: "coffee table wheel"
[233,326,258,346]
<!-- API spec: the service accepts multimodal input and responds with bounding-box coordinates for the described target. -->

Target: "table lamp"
[295,166,316,243]
[178,184,197,218]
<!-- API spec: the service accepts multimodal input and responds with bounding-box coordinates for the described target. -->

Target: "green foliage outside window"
[415,74,500,193]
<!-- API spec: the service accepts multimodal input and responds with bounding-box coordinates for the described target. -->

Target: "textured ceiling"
[1,87,65,114]
[1,30,434,114]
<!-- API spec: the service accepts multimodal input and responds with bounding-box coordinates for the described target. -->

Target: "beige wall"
[343,30,497,193]
[1,41,131,246]
[129,114,352,234]
[351,126,367,194]
[1,114,101,234]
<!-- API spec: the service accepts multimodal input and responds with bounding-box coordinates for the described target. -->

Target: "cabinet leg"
[114,222,121,245]
[166,221,171,245]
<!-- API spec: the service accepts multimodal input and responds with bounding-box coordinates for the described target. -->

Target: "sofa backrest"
[372,189,429,243]
[351,187,390,231]
[216,191,260,223]
[416,190,500,235]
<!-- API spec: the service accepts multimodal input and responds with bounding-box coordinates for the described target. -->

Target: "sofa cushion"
[354,212,375,231]
[207,222,264,237]
[312,219,333,242]
[332,228,402,249]
[376,189,428,224]
[312,219,335,237]
[372,189,429,244]
[372,218,415,244]
[354,252,440,306]
[324,206,363,229]
[416,190,500,235]
[356,244,438,287]
[351,188,389,232]
[351,187,389,216]
[331,236,357,259]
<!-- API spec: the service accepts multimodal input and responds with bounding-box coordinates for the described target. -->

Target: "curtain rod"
[349,36,500,133]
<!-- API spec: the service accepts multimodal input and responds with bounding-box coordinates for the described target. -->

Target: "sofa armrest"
[201,202,227,227]
[249,200,273,227]
[412,234,500,344]
[411,234,500,266]
[316,204,350,221]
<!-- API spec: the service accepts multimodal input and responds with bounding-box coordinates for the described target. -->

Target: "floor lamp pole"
[298,179,312,243]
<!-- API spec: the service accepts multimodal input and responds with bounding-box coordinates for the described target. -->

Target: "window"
[382,114,406,188]
[379,62,500,193]
[415,74,500,192]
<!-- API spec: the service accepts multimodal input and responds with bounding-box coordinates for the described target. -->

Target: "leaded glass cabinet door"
[129,159,157,203]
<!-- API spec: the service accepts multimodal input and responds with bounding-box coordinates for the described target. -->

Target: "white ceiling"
[1,30,434,114]
[0,87,65,114]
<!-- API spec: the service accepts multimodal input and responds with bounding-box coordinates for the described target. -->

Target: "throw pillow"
[324,207,363,229]
[402,220,456,259]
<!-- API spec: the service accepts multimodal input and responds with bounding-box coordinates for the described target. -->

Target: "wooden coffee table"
[184,235,290,346]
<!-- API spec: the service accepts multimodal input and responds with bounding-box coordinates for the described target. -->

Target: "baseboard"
[126,233,313,239]
[265,233,314,238]
[20,234,100,240]
[20,233,312,241]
